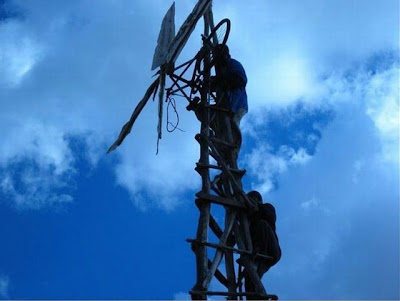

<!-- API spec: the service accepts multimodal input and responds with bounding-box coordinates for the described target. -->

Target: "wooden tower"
[187,8,278,301]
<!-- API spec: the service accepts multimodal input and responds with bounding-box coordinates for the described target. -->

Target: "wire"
[166,96,185,133]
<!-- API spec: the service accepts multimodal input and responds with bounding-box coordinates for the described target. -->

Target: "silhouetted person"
[245,190,281,299]
[211,44,247,161]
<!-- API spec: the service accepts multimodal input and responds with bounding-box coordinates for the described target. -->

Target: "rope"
[166,96,185,133]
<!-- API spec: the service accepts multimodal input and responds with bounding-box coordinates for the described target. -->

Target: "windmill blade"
[107,77,160,154]
[166,0,212,64]
[156,70,166,154]
[152,2,176,71]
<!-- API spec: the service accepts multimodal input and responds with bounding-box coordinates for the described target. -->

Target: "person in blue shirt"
[212,44,248,160]
[213,44,248,120]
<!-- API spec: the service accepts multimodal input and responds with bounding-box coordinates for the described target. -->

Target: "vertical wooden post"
[192,7,212,300]
[225,249,237,299]
[225,208,238,299]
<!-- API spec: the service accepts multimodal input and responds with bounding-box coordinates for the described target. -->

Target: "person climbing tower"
[211,44,248,161]
[244,190,281,299]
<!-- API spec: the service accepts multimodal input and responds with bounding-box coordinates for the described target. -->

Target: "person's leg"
[244,270,256,300]
[256,220,281,267]
[244,263,270,300]
[232,108,247,127]
[245,220,267,300]
[231,108,247,163]
[257,261,270,279]
[265,224,281,267]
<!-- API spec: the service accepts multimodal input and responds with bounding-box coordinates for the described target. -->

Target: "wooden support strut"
[201,209,237,289]
[195,162,246,177]
[207,259,229,288]
[191,9,213,300]
[186,239,273,261]
[196,192,245,208]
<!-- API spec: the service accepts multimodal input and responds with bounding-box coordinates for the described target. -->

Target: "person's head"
[247,190,263,205]
[214,44,230,62]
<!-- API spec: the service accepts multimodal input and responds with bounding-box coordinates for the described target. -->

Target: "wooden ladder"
[188,99,278,300]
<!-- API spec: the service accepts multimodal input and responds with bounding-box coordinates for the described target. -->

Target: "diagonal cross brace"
[202,209,237,289]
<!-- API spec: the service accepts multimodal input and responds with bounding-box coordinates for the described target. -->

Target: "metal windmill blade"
[108,0,211,153]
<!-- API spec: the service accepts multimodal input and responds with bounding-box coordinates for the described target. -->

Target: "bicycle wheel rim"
[206,18,231,46]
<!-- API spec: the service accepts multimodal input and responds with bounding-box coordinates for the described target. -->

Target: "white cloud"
[239,53,398,298]
[248,53,316,107]
[244,144,312,194]
[243,56,398,193]
[300,196,319,210]
[364,65,399,163]
[214,0,398,109]
[0,21,43,87]
[321,62,399,165]
[0,0,200,210]
[0,121,74,174]
[261,86,399,298]
[0,0,398,215]
[0,169,73,210]
[0,120,75,209]
[114,126,200,211]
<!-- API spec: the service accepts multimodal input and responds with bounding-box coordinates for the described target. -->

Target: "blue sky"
[0,0,399,299]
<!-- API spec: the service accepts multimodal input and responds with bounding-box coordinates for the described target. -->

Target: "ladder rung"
[195,133,236,149]
[186,239,274,261]
[196,162,222,171]
[196,162,246,176]
[210,136,236,148]
[189,290,278,299]
[196,192,245,208]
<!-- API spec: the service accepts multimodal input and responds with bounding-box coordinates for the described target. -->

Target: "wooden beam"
[190,290,278,299]
[240,212,253,253]
[202,136,258,209]
[207,259,229,288]
[196,192,245,208]
[186,239,273,261]
[225,209,237,299]
[209,214,223,238]
[225,248,237,299]
[202,210,237,289]
[191,8,213,300]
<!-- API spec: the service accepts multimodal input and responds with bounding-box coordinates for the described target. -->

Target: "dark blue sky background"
[0,158,198,299]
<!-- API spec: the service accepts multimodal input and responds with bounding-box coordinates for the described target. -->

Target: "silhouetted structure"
[108,1,280,299]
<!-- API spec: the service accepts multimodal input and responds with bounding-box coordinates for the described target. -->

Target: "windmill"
[108,1,278,299]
